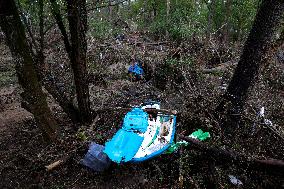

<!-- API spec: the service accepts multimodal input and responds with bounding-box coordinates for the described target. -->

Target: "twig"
[45,160,64,171]
[87,0,128,12]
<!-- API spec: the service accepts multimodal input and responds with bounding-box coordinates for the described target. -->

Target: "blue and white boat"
[104,101,177,163]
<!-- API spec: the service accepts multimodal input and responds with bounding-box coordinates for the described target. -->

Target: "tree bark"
[50,0,72,59]
[223,0,232,45]
[66,0,92,123]
[0,0,58,142]
[217,0,284,114]
[206,0,216,40]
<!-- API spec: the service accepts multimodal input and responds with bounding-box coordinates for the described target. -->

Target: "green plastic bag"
[165,129,210,154]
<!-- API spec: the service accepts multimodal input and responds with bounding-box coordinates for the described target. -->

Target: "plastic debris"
[259,107,265,117]
[165,129,210,154]
[80,142,111,172]
[104,102,177,163]
[228,175,243,186]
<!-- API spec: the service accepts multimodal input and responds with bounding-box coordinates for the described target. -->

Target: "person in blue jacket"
[128,58,144,81]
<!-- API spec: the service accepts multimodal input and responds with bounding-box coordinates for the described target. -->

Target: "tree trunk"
[206,0,215,40]
[217,0,284,114]
[0,0,58,142]
[39,0,44,63]
[50,0,72,59]
[66,0,92,124]
[223,0,232,45]
[108,0,112,20]
[43,0,81,123]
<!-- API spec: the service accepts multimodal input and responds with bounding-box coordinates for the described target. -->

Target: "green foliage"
[122,0,258,42]
[89,18,123,40]
[230,0,259,40]
[0,71,17,87]
[76,129,88,141]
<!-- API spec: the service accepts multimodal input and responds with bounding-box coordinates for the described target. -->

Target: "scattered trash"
[80,143,111,172]
[115,34,125,42]
[259,107,265,118]
[165,129,210,154]
[81,101,211,170]
[104,101,177,163]
[252,106,284,139]
[228,175,243,186]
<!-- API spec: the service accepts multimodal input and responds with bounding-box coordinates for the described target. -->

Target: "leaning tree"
[216,0,284,127]
[0,0,58,142]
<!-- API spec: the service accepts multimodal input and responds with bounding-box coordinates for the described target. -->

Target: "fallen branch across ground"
[202,62,237,74]
[178,135,284,176]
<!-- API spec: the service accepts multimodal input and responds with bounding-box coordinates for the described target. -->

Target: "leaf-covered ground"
[0,32,283,188]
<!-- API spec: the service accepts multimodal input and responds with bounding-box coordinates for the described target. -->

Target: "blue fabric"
[128,63,144,75]
[80,143,111,172]
[104,129,144,163]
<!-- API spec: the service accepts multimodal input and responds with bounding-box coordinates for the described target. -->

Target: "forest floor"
[0,32,284,188]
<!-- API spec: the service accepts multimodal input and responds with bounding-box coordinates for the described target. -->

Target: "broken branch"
[178,135,284,176]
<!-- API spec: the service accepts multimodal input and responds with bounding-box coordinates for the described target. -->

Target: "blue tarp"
[80,143,111,172]
[104,129,144,163]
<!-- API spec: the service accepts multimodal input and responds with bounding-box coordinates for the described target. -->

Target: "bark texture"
[219,0,284,112]
[0,0,58,142]
[66,0,92,123]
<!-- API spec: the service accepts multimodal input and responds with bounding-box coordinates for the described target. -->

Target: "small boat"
[104,101,177,163]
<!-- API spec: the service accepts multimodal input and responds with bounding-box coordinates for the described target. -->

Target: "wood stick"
[45,160,64,171]
[178,135,284,176]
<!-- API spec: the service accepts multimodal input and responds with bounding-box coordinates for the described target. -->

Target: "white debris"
[264,119,273,126]
[228,175,243,186]
[259,107,265,117]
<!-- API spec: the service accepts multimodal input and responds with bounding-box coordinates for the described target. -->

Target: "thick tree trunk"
[66,0,92,123]
[108,0,113,20]
[0,0,58,142]
[217,0,284,113]
[39,0,44,63]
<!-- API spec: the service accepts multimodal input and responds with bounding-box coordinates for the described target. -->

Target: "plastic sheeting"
[104,129,144,163]
[80,143,111,172]
[104,108,148,163]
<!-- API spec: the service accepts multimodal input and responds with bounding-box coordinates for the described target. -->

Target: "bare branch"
[87,0,128,12]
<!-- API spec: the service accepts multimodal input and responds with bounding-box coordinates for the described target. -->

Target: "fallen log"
[202,62,237,74]
[127,41,169,46]
[178,135,284,176]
